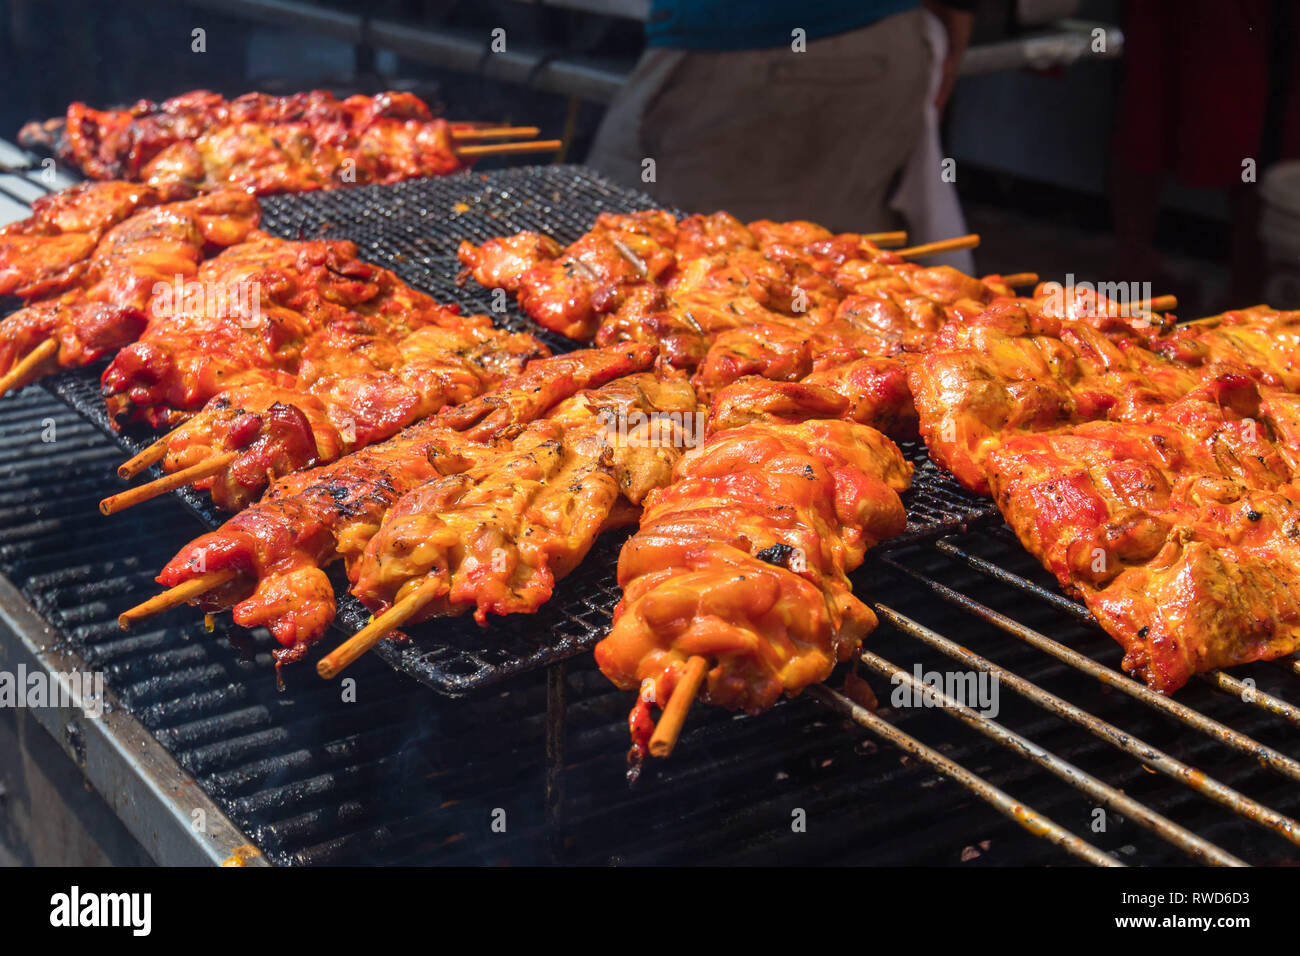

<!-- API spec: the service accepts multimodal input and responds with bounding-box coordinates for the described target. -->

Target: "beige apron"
[586,9,931,233]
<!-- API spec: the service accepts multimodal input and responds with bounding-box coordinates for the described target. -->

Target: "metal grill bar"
[933,537,1093,621]
[808,685,1124,867]
[1200,670,1300,725]
[874,603,1300,851]
[933,536,1300,723]
[17,167,57,194]
[0,179,36,207]
[877,551,1300,785]
[857,643,1246,865]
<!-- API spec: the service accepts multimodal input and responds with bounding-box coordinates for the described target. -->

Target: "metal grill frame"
[3,161,1298,867]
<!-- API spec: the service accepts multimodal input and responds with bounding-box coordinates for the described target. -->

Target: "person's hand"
[924,2,975,112]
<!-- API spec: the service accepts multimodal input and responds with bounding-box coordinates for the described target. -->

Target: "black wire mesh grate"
[35,165,999,695]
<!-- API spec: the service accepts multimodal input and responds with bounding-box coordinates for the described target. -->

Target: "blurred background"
[2,0,1296,317]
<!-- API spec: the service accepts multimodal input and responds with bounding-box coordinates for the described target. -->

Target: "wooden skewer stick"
[100,450,239,516]
[611,238,649,278]
[116,414,202,480]
[116,439,171,481]
[0,339,58,399]
[451,126,540,140]
[1128,295,1178,315]
[648,655,710,758]
[997,272,1039,288]
[118,569,239,630]
[454,139,563,158]
[317,577,446,679]
[862,230,908,248]
[893,234,980,259]
[1176,305,1272,328]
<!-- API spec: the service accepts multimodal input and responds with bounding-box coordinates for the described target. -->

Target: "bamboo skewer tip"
[117,440,170,480]
[863,230,908,248]
[648,655,710,759]
[893,233,980,259]
[316,577,445,679]
[117,415,201,480]
[0,338,58,399]
[118,568,239,630]
[100,450,239,516]
[454,139,564,158]
[997,272,1039,289]
[451,125,541,141]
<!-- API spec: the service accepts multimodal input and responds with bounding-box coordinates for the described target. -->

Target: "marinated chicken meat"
[987,374,1300,692]
[20,89,474,196]
[595,417,913,756]
[0,180,168,299]
[0,189,260,387]
[352,373,697,624]
[912,304,1300,494]
[154,346,655,656]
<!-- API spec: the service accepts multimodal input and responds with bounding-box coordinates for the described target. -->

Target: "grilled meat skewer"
[987,373,1300,693]
[20,89,479,196]
[595,415,913,762]
[912,304,1300,494]
[136,346,655,657]
[0,189,260,391]
[0,180,170,300]
[350,372,697,628]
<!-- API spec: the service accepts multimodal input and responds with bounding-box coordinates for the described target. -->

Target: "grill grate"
[38,166,998,695]
[834,531,1300,866]
[6,168,1299,866]
[6,384,1300,864]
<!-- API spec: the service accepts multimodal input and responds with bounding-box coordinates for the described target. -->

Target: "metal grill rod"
[934,536,1092,620]
[878,552,1300,785]
[875,603,1300,851]
[21,167,57,194]
[858,642,1245,865]
[933,537,1300,724]
[808,684,1123,867]
[1200,670,1300,725]
[0,180,30,205]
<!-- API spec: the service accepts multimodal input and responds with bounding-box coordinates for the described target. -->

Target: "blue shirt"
[646,0,920,51]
